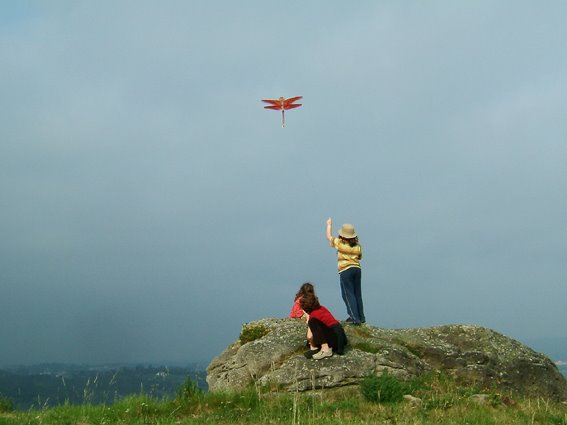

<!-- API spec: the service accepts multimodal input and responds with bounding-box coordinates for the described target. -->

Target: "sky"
[1,1,566,367]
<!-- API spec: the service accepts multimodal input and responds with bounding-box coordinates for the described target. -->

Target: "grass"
[0,374,566,424]
[239,322,271,344]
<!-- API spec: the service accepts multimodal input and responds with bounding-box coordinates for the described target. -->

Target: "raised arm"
[326,217,334,246]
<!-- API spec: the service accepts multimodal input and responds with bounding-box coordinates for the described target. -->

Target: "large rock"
[207,318,567,401]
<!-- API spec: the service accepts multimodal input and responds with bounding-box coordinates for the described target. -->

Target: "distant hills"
[0,363,206,410]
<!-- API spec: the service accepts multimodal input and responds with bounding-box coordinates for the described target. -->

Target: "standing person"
[301,292,347,359]
[326,217,365,325]
[289,282,314,319]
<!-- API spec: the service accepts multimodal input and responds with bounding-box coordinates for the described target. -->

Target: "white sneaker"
[312,349,333,360]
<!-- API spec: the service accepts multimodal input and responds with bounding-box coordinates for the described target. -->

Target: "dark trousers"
[308,318,347,355]
[339,267,365,323]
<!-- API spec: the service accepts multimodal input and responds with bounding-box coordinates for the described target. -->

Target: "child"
[288,282,314,319]
[326,217,365,325]
[301,292,347,359]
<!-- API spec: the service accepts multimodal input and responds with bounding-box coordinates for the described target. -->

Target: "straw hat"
[338,223,357,239]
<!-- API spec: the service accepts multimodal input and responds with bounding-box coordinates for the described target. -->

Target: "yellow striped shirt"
[332,238,362,272]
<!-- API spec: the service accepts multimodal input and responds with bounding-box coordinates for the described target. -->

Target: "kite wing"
[284,103,302,110]
[283,96,302,107]
[262,99,284,108]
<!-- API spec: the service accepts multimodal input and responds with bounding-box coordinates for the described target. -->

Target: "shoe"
[345,317,354,323]
[312,349,333,360]
[304,348,320,359]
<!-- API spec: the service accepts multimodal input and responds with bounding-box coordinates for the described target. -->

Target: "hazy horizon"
[2,2,566,367]
[1,336,567,369]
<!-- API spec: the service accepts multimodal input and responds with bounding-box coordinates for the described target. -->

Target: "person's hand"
[326,217,332,226]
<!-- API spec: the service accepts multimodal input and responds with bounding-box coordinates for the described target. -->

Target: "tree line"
[0,363,206,410]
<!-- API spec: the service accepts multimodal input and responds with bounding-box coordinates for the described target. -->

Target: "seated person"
[301,292,347,359]
[289,282,314,319]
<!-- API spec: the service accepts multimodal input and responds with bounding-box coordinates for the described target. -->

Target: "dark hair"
[339,235,359,247]
[300,292,321,313]
[295,282,315,299]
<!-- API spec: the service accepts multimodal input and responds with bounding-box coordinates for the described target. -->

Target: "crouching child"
[301,292,348,360]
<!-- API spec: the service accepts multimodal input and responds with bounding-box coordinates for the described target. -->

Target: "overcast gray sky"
[1,1,566,366]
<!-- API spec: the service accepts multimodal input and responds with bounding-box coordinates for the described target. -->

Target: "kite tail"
[282,110,285,128]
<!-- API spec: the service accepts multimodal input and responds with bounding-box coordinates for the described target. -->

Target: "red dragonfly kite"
[262,96,302,127]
